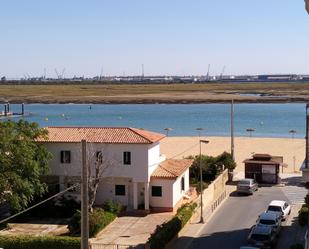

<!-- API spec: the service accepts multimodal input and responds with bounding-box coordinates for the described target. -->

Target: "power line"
[0,184,79,224]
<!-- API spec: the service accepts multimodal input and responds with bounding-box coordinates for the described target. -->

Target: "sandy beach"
[160,136,305,173]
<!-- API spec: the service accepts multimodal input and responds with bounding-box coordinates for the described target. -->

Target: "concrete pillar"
[144,182,149,210]
[133,182,138,209]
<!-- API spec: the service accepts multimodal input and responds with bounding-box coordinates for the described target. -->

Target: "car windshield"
[259,219,275,225]
[251,234,269,241]
[239,180,250,185]
[268,206,282,212]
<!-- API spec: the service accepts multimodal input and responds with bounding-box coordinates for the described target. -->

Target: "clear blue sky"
[1,0,309,78]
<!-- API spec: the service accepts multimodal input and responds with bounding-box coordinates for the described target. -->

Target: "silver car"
[256,211,282,235]
[237,178,258,195]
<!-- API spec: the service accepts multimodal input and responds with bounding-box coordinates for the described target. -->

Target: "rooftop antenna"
[206,64,210,81]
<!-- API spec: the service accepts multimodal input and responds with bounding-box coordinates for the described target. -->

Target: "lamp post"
[199,139,209,224]
[289,130,297,172]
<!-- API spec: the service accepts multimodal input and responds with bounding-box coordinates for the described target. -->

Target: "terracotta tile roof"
[38,127,165,144]
[151,159,193,180]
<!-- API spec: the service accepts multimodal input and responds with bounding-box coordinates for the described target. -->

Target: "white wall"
[96,177,131,206]
[148,142,165,180]
[172,169,189,206]
[149,179,174,208]
[45,142,153,183]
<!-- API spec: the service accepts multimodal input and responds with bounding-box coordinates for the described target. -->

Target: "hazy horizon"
[1,0,309,78]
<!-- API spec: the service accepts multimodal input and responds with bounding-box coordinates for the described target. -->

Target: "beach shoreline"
[160,136,305,174]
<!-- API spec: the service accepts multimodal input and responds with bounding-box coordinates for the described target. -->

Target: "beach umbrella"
[164,127,173,137]
[196,127,204,137]
[246,128,255,137]
[289,129,297,138]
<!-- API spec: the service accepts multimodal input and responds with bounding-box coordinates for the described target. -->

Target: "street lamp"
[199,139,209,224]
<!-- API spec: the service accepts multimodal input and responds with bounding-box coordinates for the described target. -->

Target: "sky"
[1,0,309,78]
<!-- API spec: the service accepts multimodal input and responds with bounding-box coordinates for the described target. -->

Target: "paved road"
[187,186,293,249]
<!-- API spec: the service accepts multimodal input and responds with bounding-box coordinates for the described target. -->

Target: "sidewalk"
[166,184,236,249]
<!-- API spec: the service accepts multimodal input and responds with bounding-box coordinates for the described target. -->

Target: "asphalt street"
[187,186,293,249]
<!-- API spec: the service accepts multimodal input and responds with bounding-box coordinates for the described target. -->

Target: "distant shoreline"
[0,98,308,104]
[1,83,309,104]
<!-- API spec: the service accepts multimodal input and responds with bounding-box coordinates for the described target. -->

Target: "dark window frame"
[152,186,162,197]
[60,150,71,163]
[181,177,185,191]
[123,151,131,165]
[115,185,126,196]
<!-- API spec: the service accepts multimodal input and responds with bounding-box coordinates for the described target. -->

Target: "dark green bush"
[68,208,116,237]
[103,199,122,214]
[0,235,80,249]
[290,243,304,249]
[305,194,309,205]
[298,207,309,226]
[148,202,197,249]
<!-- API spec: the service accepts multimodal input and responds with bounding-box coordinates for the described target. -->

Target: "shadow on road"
[187,227,251,249]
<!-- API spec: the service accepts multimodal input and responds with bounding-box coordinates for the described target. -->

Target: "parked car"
[248,224,277,249]
[267,200,291,220]
[256,211,282,235]
[237,178,258,195]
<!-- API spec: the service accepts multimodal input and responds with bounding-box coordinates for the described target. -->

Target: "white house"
[39,126,193,212]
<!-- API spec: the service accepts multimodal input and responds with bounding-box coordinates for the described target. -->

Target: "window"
[181,177,185,191]
[115,185,126,196]
[152,186,162,197]
[96,151,103,163]
[60,151,71,163]
[123,151,131,165]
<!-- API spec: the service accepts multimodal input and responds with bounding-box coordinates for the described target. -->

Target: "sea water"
[3,103,306,138]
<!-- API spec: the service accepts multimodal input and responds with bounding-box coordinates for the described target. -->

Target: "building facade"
[40,127,193,211]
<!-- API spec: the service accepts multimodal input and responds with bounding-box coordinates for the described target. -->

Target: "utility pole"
[231,99,235,161]
[305,104,309,168]
[81,140,89,249]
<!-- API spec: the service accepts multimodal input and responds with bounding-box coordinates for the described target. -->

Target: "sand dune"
[160,136,305,173]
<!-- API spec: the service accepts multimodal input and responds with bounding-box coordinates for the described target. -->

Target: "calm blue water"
[3,103,306,138]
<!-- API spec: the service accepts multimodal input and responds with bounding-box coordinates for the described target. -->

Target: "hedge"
[298,205,309,227]
[148,202,197,249]
[68,208,116,237]
[290,243,304,249]
[0,235,80,249]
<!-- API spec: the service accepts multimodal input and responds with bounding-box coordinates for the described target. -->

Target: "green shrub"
[305,194,309,205]
[290,243,304,249]
[0,235,80,249]
[298,207,309,226]
[103,199,122,214]
[68,208,116,237]
[148,202,197,249]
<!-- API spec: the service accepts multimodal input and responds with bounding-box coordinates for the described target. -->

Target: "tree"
[85,145,115,213]
[0,120,52,211]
